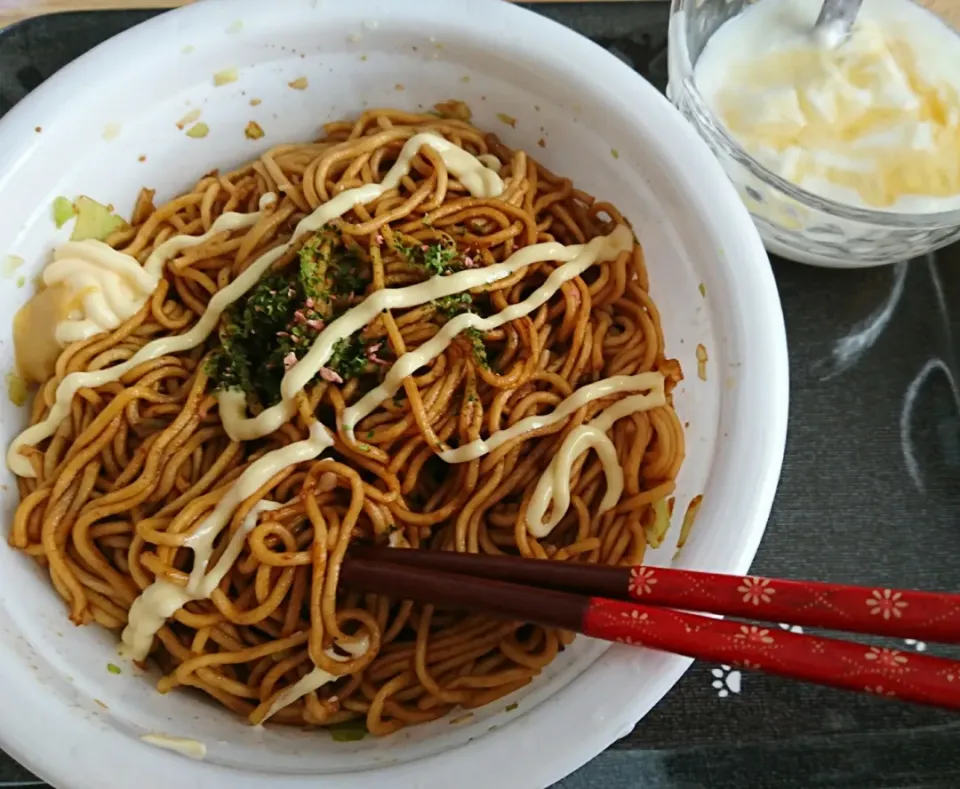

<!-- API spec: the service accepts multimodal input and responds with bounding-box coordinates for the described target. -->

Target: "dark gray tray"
[1,5,959,789]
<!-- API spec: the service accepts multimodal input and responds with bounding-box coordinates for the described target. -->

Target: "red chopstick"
[350,547,960,643]
[341,550,960,711]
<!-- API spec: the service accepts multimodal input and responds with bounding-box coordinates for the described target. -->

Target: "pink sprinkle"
[307,319,325,331]
[319,367,343,384]
[293,310,307,324]
[421,244,429,251]
[375,234,384,245]
[305,297,315,308]
[269,289,277,296]
[276,330,291,338]
[366,342,388,366]
[463,256,477,268]
[283,352,298,371]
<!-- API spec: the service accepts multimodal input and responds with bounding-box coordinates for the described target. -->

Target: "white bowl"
[0,1,789,787]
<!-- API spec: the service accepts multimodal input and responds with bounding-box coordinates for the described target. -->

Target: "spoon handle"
[815,0,865,45]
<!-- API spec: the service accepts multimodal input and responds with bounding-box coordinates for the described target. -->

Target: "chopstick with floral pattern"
[342,552,960,711]
[351,547,960,643]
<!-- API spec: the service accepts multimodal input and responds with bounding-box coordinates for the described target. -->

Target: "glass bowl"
[666,0,960,268]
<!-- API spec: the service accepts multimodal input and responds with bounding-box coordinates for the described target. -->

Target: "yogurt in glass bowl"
[668,0,960,267]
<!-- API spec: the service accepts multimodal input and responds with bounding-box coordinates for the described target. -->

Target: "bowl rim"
[0,1,788,788]
[667,0,960,228]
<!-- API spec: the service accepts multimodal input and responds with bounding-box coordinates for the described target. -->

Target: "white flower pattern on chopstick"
[867,589,908,619]
[628,567,657,597]
[864,647,908,670]
[737,576,775,605]
[734,625,775,644]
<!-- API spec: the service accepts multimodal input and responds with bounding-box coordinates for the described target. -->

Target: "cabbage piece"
[71,196,128,241]
[52,196,75,228]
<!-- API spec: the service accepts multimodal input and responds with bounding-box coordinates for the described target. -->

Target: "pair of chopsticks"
[341,548,960,711]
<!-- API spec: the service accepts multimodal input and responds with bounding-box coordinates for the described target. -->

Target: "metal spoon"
[813,0,864,47]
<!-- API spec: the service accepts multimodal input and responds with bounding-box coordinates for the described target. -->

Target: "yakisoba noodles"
[8,108,684,734]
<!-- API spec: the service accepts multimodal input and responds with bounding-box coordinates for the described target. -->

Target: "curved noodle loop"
[8,109,684,733]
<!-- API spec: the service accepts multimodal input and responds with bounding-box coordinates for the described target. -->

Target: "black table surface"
[1,4,959,788]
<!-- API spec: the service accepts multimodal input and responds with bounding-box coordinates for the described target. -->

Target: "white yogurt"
[695,0,960,212]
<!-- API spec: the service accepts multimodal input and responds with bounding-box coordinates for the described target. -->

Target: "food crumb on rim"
[677,494,703,550]
[213,67,239,86]
[186,122,209,139]
[496,112,517,128]
[5,371,27,407]
[696,343,708,381]
[2,254,24,276]
[288,76,309,90]
[176,107,201,130]
[102,122,121,141]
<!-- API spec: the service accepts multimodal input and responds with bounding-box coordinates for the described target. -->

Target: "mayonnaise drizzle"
[439,371,664,464]
[257,636,370,724]
[120,425,332,660]
[140,734,207,760]
[526,377,667,537]
[42,193,278,350]
[8,132,502,477]
[219,225,633,442]
[341,225,635,434]
[121,225,632,661]
[6,200,273,477]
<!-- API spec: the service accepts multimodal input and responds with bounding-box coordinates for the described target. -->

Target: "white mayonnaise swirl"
[220,225,634,442]
[7,200,274,476]
[439,372,663,464]
[341,225,636,434]
[257,636,370,724]
[119,425,331,659]
[45,241,161,344]
[526,375,666,537]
